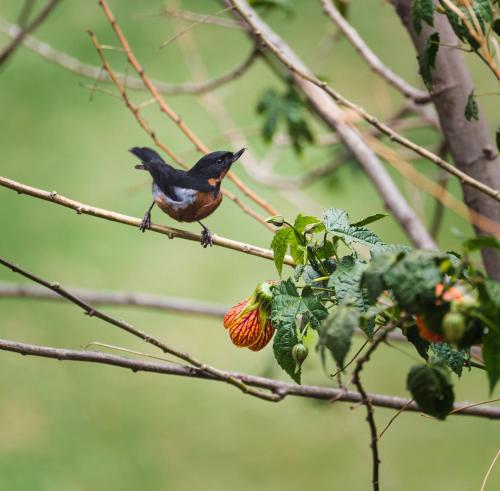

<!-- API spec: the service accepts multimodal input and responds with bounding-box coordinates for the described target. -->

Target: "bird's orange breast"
[155,191,222,223]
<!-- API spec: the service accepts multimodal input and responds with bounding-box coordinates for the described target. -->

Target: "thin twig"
[480,449,500,491]
[160,7,244,29]
[97,0,279,221]
[351,326,395,491]
[0,0,60,66]
[227,0,500,203]
[320,0,430,103]
[0,175,294,265]
[0,337,499,418]
[0,256,282,402]
[377,399,415,440]
[0,17,259,95]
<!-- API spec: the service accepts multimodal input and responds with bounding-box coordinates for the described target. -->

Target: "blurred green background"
[1,1,498,490]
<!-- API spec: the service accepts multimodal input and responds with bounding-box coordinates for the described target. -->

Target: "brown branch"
[0,337,498,418]
[0,281,228,318]
[0,17,258,95]
[393,0,500,279]
[320,0,430,103]
[227,0,500,204]
[226,0,437,250]
[96,0,279,222]
[351,326,394,491]
[0,256,282,402]
[0,0,60,67]
[0,175,294,265]
[87,30,270,229]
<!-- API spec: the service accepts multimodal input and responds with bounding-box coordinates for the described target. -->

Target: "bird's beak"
[230,148,246,163]
[135,164,145,170]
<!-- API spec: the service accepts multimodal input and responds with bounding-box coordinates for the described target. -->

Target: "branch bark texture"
[393,0,500,280]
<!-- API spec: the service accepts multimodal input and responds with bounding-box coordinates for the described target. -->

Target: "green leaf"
[430,342,465,377]
[351,213,388,228]
[407,360,455,419]
[418,32,440,89]
[383,250,443,312]
[273,325,301,383]
[464,90,479,121]
[329,256,369,313]
[473,0,493,23]
[271,279,328,331]
[318,305,359,368]
[404,325,430,361]
[270,228,293,276]
[483,327,500,393]
[411,0,435,34]
[323,208,384,248]
[493,19,500,36]
[484,279,500,309]
[293,214,322,234]
[464,235,500,252]
[361,251,402,303]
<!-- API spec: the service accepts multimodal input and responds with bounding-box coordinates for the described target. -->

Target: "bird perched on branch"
[130,147,245,247]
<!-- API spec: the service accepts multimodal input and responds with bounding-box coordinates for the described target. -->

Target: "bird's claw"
[200,228,213,248]
[139,212,152,233]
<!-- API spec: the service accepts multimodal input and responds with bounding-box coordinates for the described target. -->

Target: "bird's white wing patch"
[153,184,196,210]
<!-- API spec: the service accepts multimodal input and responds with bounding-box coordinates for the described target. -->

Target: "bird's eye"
[216,159,222,164]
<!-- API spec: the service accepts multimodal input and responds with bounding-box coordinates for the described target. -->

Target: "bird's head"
[188,148,246,182]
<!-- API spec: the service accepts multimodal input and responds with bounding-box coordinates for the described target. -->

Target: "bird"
[130,146,245,247]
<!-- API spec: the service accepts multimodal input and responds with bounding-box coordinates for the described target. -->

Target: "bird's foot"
[200,228,213,248]
[139,212,152,233]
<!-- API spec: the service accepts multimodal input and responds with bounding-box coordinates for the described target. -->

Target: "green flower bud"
[266,215,285,227]
[443,311,466,345]
[292,343,309,373]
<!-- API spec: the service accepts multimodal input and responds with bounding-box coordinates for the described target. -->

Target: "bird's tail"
[129,147,165,170]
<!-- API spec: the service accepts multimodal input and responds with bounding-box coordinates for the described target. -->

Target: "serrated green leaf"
[430,342,465,377]
[323,208,384,248]
[271,228,293,276]
[418,32,440,89]
[407,360,454,419]
[464,90,479,121]
[318,305,359,368]
[329,256,369,312]
[271,279,328,331]
[383,250,443,312]
[405,325,430,360]
[351,213,388,228]
[473,0,493,23]
[411,0,435,34]
[361,251,401,303]
[483,327,500,393]
[273,325,301,383]
[293,214,321,233]
[463,235,500,252]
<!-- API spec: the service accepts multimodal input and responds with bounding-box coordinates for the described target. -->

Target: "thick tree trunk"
[393,0,500,280]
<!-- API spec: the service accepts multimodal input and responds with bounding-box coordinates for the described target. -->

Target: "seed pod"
[443,311,466,345]
[292,343,309,373]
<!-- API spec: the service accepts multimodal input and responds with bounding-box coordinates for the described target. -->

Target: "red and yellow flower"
[223,282,275,352]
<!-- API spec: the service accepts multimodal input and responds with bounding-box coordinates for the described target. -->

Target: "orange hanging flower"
[415,315,445,343]
[224,282,275,352]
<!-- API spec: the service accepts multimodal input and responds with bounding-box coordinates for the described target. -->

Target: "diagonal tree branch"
[226,0,500,204]
[0,256,283,402]
[0,0,60,67]
[0,175,294,265]
[226,0,437,250]
[320,0,430,103]
[392,0,500,280]
[1,337,498,418]
[0,17,258,95]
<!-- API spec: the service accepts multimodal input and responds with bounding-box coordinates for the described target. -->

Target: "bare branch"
[0,256,282,402]
[0,18,258,95]
[0,175,294,265]
[0,337,499,418]
[160,7,244,29]
[320,0,430,103]
[0,0,60,67]
[96,0,279,221]
[226,0,437,250]
[0,281,228,318]
[227,0,500,204]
